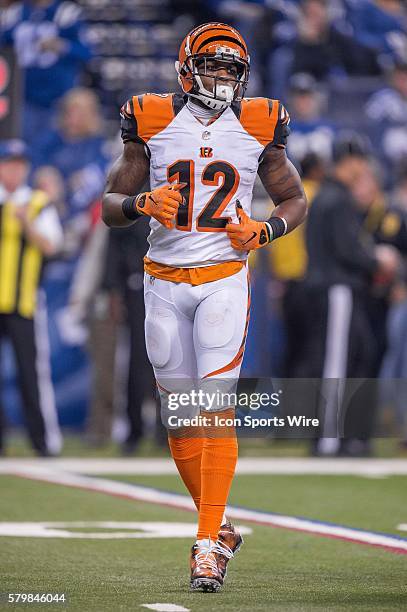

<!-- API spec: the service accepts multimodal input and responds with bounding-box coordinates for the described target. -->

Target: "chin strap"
[188,92,229,111]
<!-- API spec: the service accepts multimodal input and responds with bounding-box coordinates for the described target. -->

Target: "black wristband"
[266,216,286,241]
[122,196,140,221]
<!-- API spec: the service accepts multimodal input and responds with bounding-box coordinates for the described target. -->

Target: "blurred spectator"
[303,136,400,456]
[269,0,379,99]
[392,166,407,209]
[29,89,109,436]
[356,161,407,258]
[287,72,336,165]
[346,0,407,67]
[0,139,63,456]
[33,87,109,222]
[365,59,407,123]
[380,281,407,449]
[64,202,115,447]
[0,0,92,146]
[269,152,325,377]
[365,60,407,181]
[68,211,164,451]
[172,0,217,22]
[362,168,407,448]
[103,219,162,454]
[351,155,407,375]
[33,164,65,218]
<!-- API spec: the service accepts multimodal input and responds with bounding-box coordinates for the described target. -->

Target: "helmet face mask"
[189,54,249,109]
[176,23,250,111]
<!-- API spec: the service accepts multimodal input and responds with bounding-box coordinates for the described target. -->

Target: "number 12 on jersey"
[167,160,239,232]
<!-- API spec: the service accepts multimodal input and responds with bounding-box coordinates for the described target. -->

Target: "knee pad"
[145,307,182,370]
[196,295,235,349]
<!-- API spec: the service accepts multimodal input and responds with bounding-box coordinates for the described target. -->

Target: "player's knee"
[145,307,180,369]
[196,298,235,349]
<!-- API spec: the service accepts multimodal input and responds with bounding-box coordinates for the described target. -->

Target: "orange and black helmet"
[175,23,250,110]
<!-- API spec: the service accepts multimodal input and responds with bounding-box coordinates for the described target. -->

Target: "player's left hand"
[225,201,271,251]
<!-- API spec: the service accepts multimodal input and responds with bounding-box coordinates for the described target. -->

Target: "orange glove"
[136,183,186,229]
[225,201,271,251]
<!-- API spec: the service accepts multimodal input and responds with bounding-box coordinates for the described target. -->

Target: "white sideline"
[4,463,407,555]
[1,457,407,476]
[141,605,190,612]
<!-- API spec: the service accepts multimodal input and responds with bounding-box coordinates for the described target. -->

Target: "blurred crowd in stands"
[1,0,407,456]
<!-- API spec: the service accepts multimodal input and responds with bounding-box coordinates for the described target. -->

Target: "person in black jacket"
[303,138,399,456]
[104,217,163,453]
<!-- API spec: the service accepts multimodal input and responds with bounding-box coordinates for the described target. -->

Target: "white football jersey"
[121,93,290,267]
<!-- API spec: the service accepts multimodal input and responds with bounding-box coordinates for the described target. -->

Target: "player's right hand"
[135,183,186,229]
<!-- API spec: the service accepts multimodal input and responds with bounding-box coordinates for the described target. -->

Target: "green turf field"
[3,433,407,458]
[1,470,406,611]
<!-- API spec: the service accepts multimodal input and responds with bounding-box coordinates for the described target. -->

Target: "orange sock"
[168,428,203,511]
[197,409,238,541]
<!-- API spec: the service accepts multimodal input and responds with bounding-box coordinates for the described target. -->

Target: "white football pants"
[143,266,250,422]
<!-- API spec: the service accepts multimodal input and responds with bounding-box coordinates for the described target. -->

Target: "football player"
[102,22,307,592]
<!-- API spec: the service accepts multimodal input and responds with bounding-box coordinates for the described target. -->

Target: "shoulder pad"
[239,98,290,148]
[131,93,178,143]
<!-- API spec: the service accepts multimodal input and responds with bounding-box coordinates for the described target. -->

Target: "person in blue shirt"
[346,0,407,64]
[33,87,108,221]
[1,0,92,146]
[365,60,407,183]
[287,72,337,166]
[31,88,110,431]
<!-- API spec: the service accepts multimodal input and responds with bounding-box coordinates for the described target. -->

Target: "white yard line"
[5,463,407,556]
[141,605,190,612]
[0,521,252,539]
[1,457,407,476]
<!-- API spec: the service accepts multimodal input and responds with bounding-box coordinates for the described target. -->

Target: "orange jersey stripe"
[144,257,245,286]
[132,93,175,142]
[240,98,280,147]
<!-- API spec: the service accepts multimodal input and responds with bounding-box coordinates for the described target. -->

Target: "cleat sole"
[190,577,222,593]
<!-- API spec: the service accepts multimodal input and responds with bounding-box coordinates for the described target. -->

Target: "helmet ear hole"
[176,60,188,77]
